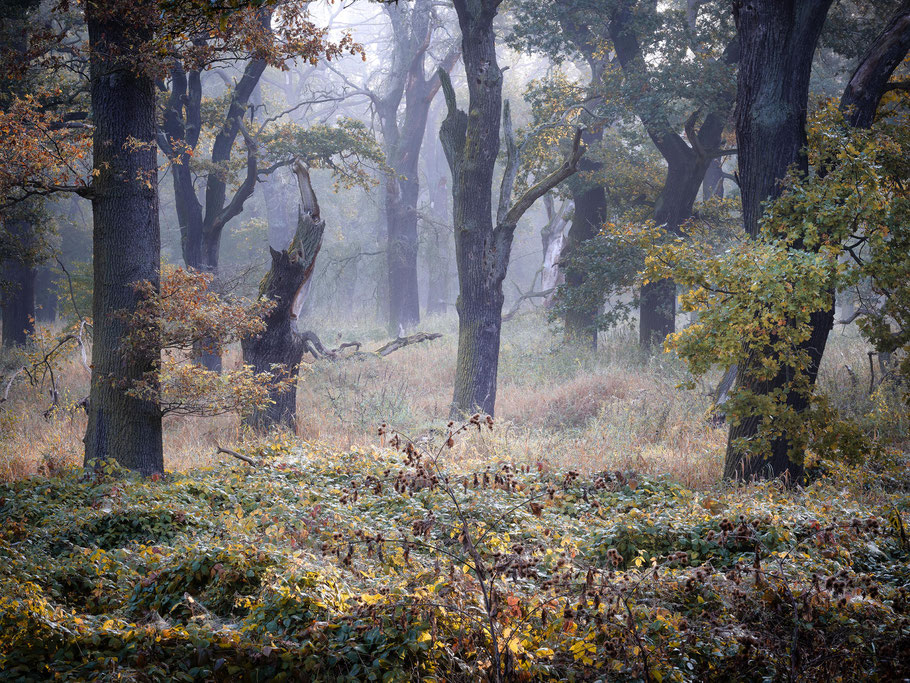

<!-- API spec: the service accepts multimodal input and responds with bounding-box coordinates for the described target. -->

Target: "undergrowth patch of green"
[1,444,909,681]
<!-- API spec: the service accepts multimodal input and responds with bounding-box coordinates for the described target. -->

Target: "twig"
[55,256,84,321]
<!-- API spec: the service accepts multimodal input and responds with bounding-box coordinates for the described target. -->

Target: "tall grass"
[1,312,904,488]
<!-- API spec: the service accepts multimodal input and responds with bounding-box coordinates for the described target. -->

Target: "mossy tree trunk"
[440,0,584,418]
[83,1,163,476]
[242,161,325,430]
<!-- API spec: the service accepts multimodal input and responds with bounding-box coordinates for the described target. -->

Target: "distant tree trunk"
[158,18,269,372]
[242,161,325,430]
[702,158,725,200]
[34,264,57,323]
[424,175,451,316]
[562,131,606,348]
[441,0,583,418]
[608,5,731,350]
[639,133,723,347]
[261,173,293,250]
[539,194,572,307]
[1,218,36,347]
[377,0,459,335]
[424,107,453,317]
[83,1,163,476]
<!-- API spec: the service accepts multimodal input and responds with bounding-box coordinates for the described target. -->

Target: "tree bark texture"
[722,0,910,481]
[1,218,36,347]
[608,4,730,350]
[242,161,325,430]
[83,1,163,475]
[732,0,833,238]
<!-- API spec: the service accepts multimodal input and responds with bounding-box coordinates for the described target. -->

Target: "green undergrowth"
[1,442,909,682]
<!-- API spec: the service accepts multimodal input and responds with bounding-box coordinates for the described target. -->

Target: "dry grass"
[0,312,902,489]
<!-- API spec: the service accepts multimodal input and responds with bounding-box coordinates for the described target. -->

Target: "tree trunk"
[724,0,910,481]
[607,5,731,351]
[158,27,268,373]
[377,0,458,335]
[724,0,836,481]
[563,132,606,348]
[1,218,36,347]
[441,1,583,418]
[83,2,163,476]
[386,171,421,334]
[702,158,725,200]
[34,264,57,323]
[424,108,453,318]
[424,174,451,317]
[733,1,833,239]
[242,161,325,430]
[729,0,910,479]
[639,141,721,348]
[441,1,503,418]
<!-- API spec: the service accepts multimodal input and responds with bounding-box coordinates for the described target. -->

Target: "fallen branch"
[302,331,442,360]
[215,442,258,466]
[375,332,442,357]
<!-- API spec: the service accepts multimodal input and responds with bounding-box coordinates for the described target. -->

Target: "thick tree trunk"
[1,218,36,347]
[83,3,163,475]
[452,285,505,417]
[442,1,582,419]
[724,0,835,481]
[729,1,910,478]
[724,0,910,481]
[242,162,325,431]
[733,1,832,239]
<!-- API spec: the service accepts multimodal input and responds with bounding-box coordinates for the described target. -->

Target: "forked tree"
[440,0,584,418]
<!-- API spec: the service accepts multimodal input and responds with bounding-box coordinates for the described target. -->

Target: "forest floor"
[1,313,909,680]
[1,437,909,681]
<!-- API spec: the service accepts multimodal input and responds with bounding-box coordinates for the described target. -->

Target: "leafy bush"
[1,438,908,681]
